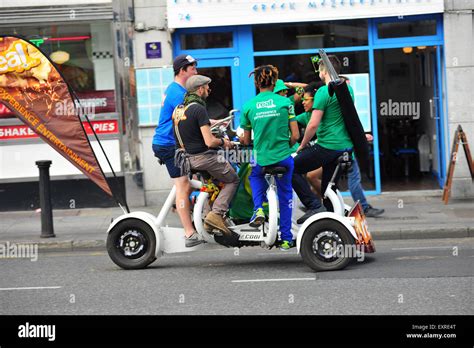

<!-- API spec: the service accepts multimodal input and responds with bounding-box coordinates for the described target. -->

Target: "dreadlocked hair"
[249,65,279,89]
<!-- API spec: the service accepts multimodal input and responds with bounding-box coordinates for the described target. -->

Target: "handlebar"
[210,109,239,133]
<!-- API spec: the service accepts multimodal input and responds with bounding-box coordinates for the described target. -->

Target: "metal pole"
[36,160,55,238]
[318,49,340,82]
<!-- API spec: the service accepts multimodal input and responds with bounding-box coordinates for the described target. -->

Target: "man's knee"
[174,176,191,191]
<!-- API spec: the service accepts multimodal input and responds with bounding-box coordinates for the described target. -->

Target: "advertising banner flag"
[0,36,112,196]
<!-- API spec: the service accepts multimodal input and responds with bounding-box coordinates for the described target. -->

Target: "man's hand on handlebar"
[222,138,234,149]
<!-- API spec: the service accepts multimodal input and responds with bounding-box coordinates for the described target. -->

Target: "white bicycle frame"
[192,172,279,247]
[107,164,353,258]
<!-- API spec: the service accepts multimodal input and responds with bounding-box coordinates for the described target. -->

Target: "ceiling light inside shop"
[50,51,70,65]
[402,47,413,54]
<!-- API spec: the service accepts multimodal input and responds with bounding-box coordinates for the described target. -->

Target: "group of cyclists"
[152,53,384,250]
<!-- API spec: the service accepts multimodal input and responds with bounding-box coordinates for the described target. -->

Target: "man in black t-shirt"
[172,75,239,236]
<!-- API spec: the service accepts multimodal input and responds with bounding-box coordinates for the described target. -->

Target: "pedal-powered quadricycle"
[106,50,375,271]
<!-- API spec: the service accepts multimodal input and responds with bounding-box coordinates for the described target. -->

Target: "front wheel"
[300,219,355,272]
[106,219,157,269]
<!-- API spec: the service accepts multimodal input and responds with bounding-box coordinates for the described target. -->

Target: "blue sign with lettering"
[146,42,162,59]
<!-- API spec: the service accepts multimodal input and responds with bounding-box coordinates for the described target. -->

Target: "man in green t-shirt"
[293,55,354,224]
[240,65,299,250]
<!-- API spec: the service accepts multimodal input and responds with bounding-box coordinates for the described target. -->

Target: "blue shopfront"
[168,9,447,194]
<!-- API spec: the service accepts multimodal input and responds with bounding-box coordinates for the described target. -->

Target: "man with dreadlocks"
[173,75,239,240]
[240,65,300,251]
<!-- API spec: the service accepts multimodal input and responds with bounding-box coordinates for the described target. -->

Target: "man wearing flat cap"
[152,54,198,247]
[172,75,239,236]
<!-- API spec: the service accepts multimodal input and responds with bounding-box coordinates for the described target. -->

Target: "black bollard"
[36,160,55,238]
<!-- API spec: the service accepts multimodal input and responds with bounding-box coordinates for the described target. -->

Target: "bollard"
[36,160,55,238]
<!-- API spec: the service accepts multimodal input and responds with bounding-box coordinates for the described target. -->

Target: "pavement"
[0,189,473,251]
[2,237,473,315]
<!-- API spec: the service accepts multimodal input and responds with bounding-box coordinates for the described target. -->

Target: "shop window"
[254,50,375,190]
[253,20,368,51]
[255,51,369,84]
[377,20,437,39]
[0,23,115,119]
[180,32,233,50]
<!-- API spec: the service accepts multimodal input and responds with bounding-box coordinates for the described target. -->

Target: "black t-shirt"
[174,103,210,154]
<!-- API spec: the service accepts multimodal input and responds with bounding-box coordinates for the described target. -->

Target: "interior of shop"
[375,46,441,191]
[198,66,234,120]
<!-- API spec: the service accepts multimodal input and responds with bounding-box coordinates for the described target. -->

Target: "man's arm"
[240,129,252,146]
[285,82,308,88]
[289,121,299,147]
[200,125,232,149]
[297,109,323,152]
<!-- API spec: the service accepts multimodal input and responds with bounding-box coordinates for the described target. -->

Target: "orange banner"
[0,36,112,196]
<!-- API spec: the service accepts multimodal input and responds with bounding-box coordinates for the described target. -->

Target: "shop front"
[166,0,447,195]
[0,2,124,211]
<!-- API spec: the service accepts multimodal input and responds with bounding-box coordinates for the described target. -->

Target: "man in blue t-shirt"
[152,54,198,246]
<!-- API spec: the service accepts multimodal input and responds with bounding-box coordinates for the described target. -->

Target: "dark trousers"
[292,143,348,211]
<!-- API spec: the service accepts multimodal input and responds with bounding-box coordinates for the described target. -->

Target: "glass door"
[195,58,241,122]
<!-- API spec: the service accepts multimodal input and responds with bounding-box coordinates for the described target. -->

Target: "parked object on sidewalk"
[36,160,55,238]
[443,125,474,204]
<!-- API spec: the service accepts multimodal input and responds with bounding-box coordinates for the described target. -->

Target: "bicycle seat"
[337,152,352,164]
[190,169,211,180]
[336,152,353,172]
[263,166,287,176]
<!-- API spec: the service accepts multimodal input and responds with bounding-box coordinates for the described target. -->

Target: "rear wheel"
[300,219,355,272]
[106,219,157,269]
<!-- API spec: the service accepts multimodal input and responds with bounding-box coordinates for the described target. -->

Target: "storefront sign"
[167,0,444,28]
[0,36,113,196]
[145,42,162,59]
[0,120,119,140]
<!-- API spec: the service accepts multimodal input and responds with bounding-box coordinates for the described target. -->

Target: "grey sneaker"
[364,205,384,217]
[185,232,205,248]
[296,206,327,224]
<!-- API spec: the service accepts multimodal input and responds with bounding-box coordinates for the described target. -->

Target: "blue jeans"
[249,156,294,242]
[348,158,369,211]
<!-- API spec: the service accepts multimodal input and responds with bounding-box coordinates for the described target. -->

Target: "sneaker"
[249,208,265,227]
[279,240,295,251]
[204,211,232,236]
[185,232,205,248]
[296,206,327,224]
[298,202,307,212]
[364,205,385,218]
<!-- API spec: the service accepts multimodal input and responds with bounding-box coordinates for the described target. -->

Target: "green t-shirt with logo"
[289,111,316,153]
[313,84,354,151]
[241,91,296,166]
[295,111,311,127]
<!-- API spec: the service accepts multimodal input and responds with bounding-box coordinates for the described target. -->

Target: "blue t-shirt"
[152,82,187,146]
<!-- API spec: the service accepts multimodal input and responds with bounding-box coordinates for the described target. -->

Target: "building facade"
[0,0,145,210]
[135,0,473,205]
[1,0,472,211]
